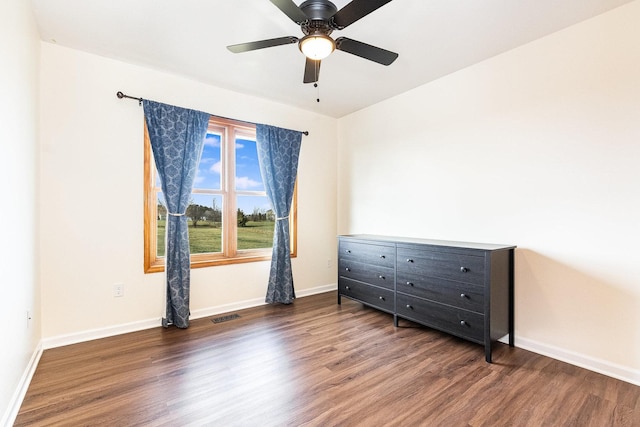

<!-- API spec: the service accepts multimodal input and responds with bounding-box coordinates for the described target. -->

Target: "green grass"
[156,220,274,256]
[237,221,275,250]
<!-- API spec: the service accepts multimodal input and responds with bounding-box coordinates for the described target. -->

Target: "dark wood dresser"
[337,234,516,362]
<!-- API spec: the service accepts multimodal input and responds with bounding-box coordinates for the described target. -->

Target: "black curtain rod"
[116,91,309,136]
[116,91,143,105]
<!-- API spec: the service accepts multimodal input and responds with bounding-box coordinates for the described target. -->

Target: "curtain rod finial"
[117,91,143,106]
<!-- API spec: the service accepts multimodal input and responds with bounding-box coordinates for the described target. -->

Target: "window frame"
[144,116,297,273]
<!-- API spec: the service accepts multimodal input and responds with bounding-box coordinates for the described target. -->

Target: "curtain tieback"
[167,212,186,217]
[276,216,289,221]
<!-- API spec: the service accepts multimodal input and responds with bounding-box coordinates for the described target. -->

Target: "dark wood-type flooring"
[16,291,640,426]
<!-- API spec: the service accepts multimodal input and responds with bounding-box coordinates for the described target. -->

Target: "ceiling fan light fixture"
[299,34,335,60]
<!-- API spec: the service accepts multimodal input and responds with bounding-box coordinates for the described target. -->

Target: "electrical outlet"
[113,283,124,297]
[327,259,332,269]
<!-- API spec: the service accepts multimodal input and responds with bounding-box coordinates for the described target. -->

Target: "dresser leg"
[485,343,492,363]
[393,315,398,327]
[337,292,341,305]
[508,249,515,348]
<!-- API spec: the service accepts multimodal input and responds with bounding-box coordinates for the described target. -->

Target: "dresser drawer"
[339,278,394,313]
[338,259,394,290]
[339,240,395,269]
[396,294,484,343]
[396,274,484,313]
[397,246,484,285]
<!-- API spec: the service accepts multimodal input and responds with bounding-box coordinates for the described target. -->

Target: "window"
[144,116,296,273]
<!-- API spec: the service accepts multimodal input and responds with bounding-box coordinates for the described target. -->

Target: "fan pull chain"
[315,60,320,102]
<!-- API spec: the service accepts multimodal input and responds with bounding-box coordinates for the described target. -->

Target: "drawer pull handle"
[406,281,414,287]
[406,304,413,309]
[379,255,386,259]
[406,259,414,263]
[460,293,467,299]
[378,275,385,280]
[379,296,385,301]
[346,249,351,253]
[345,267,351,272]
[345,286,350,290]
[460,267,469,273]
[460,320,467,326]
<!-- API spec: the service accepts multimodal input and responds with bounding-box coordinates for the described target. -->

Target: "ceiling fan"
[227,0,398,84]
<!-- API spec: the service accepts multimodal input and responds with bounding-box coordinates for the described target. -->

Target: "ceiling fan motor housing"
[300,0,338,35]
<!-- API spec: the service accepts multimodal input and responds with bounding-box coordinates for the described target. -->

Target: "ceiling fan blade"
[332,0,393,29]
[227,36,298,53]
[335,37,398,65]
[270,0,309,24]
[303,58,321,83]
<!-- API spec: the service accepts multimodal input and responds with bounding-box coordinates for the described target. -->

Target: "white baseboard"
[296,283,337,297]
[190,282,337,319]
[42,283,338,349]
[1,341,43,427]
[42,317,162,350]
[515,336,640,386]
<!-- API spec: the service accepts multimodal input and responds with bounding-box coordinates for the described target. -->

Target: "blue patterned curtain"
[256,125,303,304]
[143,100,210,328]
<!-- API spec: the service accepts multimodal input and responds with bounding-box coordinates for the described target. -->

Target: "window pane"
[235,138,264,191]
[195,132,222,190]
[157,193,224,257]
[158,193,223,256]
[237,195,274,250]
[155,171,162,189]
[156,193,166,257]
[187,194,223,254]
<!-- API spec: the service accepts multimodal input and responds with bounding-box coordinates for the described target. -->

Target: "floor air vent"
[211,313,240,324]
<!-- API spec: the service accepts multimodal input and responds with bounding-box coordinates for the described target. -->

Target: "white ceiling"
[31,0,634,118]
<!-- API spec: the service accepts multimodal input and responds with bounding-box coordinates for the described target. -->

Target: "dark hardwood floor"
[16,291,640,426]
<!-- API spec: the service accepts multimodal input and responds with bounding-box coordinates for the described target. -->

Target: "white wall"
[0,0,41,424]
[39,43,338,340]
[338,1,640,382]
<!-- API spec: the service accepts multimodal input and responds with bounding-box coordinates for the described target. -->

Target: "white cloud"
[210,161,221,174]
[236,176,261,189]
[204,136,221,147]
